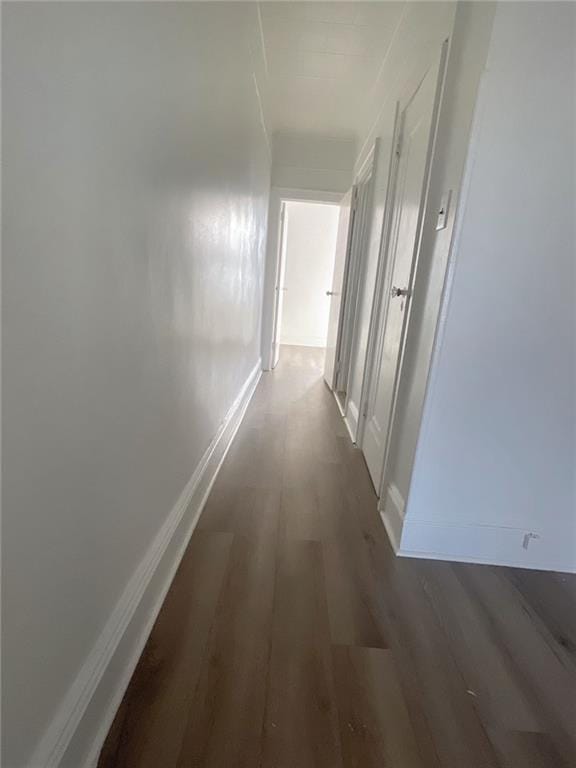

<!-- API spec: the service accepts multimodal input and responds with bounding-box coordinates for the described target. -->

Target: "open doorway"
[271,200,340,367]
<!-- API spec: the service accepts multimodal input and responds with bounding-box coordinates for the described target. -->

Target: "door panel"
[324,189,353,388]
[361,61,442,490]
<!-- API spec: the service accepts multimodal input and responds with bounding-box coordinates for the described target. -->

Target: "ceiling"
[257,1,406,140]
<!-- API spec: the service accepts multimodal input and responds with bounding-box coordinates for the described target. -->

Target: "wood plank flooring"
[98,345,576,768]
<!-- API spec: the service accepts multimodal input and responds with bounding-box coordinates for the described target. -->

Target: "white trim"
[398,518,576,574]
[262,187,343,371]
[271,187,343,205]
[331,183,358,394]
[344,399,359,444]
[354,142,376,186]
[356,104,402,451]
[337,146,378,411]
[342,412,357,445]
[333,390,346,418]
[29,360,262,768]
[378,483,405,553]
[332,387,356,442]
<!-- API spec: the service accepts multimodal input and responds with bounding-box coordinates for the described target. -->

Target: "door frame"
[323,187,355,391]
[355,105,402,450]
[262,187,343,371]
[270,202,288,369]
[333,142,378,422]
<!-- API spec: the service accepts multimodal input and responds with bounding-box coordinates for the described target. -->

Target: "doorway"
[324,149,377,434]
[271,200,340,367]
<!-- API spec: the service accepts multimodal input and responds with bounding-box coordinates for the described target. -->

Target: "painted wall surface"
[2,3,270,765]
[280,202,340,348]
[402,2,576,571]
[272,133,356,193]
[347,2,456,436]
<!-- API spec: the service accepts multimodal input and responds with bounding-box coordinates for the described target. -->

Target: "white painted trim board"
[378,483,405,553]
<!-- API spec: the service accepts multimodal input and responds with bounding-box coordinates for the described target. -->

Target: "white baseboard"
[378,483,405,553]
[344,399,359,444]
[333,390,346,418]
[398,517,576,574]
[29,360,262,768]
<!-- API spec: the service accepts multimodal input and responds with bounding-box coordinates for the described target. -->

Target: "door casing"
[333,143,378,431]
[263,187,342,372]
[323,188,354,390]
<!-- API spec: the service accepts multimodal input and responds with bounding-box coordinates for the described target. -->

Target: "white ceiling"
[257,1,405,140]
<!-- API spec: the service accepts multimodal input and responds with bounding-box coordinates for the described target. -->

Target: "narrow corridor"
[99,347,575,768]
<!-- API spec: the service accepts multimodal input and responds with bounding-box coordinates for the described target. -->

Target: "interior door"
[361,59,443,489]
[323,189,353,389]
[270,203,288,369]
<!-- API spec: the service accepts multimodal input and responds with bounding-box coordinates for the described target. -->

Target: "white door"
[270,203,288,369]
[323,189,353,389]
[361,60,444,489]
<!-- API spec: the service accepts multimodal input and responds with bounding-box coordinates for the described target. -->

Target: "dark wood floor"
[99,345,576,768]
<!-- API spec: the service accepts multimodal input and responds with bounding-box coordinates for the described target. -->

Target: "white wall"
[279,202,340,348]
[2,3,271,766]
[401,2,576,572]
[272,133,356,194]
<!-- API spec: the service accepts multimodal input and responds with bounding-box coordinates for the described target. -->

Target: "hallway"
[98,347,574,768]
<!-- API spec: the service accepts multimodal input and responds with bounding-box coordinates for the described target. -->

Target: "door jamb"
[332,183,358,395]
[263,187,343,371]
[335,142,378,421]
[355,104,403,450]
[270,202,287,369]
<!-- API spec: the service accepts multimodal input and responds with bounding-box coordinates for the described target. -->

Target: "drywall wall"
[2,3,270,765]
[279,201,340,348]
[401,1,576,572]
[272,133,356,193]
[346,2,456,443]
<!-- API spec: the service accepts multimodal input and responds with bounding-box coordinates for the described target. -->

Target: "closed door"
[323,189,353,389]
[362,60,443,489]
